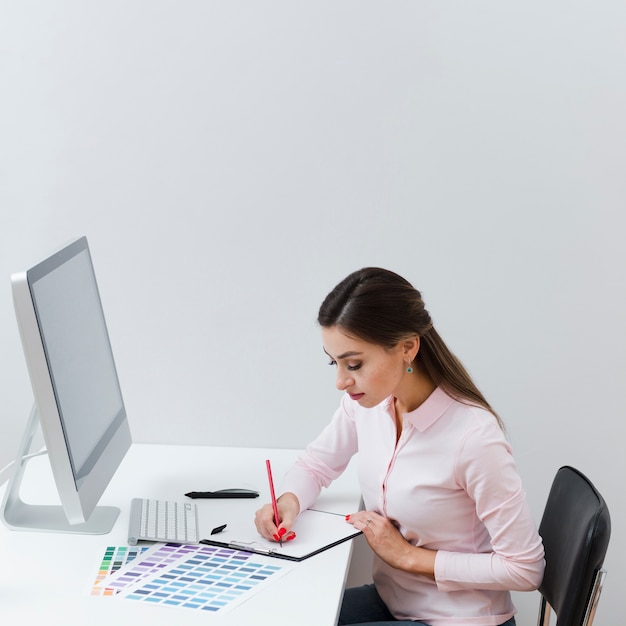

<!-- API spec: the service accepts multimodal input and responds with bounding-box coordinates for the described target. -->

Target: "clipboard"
[199,509,362,562]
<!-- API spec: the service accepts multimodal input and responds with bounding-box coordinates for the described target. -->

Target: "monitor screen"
[2,236,132,534]
[29,245,126,484]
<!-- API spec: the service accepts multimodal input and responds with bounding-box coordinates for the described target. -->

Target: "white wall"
[1,2,623,623]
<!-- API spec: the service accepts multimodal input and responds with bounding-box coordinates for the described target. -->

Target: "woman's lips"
[349,393,364,401]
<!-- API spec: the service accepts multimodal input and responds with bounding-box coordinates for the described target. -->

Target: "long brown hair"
[318,267,503,429]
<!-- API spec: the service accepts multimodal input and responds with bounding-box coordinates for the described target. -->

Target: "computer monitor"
[1,236,132,534]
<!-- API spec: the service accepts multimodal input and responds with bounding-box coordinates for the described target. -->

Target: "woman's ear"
[402,336,420,362]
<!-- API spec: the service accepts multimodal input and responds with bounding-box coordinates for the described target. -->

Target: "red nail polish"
[286,532,296,541]
[273,533,280,541]
[345,514,350,521]
[278,527,287,536]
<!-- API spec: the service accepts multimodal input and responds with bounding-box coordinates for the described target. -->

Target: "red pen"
[265,459,283,547]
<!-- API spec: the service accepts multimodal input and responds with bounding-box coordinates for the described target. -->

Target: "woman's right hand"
[254,492,300,542]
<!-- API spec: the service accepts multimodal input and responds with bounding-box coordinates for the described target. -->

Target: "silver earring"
[406,358,413,374]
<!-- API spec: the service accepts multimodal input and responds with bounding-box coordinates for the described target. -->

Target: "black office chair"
[537,466,611,626]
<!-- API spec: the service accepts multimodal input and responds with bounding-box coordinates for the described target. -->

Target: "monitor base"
[2,501,120,534]
[1,403,120,535]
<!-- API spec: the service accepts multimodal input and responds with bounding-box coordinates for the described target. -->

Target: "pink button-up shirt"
[280,387,545,626]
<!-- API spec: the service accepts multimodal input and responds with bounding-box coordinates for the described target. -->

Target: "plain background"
[0,2,623,623]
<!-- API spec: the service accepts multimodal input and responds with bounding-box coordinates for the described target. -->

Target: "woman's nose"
[336,370,354,391]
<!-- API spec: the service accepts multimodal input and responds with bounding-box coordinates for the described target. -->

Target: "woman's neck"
[394,363,436,415]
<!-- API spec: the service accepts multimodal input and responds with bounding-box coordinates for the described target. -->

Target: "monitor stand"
[1,403,120,534]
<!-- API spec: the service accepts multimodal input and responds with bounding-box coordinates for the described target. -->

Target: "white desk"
[0,444,362,625]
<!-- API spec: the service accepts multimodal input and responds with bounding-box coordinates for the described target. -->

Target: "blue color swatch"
[97,542,290,613]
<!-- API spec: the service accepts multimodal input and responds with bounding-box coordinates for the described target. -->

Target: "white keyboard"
[128,498,199,545]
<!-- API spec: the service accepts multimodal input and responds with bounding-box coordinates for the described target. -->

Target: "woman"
[255,268,544,626]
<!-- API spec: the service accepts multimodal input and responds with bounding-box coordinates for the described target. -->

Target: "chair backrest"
[538,465,611,626]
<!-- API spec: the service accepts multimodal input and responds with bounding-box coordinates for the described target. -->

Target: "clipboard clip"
[229,540,277,555]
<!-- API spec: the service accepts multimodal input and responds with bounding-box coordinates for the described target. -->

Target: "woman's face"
[322,326,409,408]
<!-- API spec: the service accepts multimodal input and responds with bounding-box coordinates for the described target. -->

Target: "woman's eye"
[327,360,361,371]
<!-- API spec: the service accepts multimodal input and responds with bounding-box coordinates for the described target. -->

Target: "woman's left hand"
[345,511,436,578]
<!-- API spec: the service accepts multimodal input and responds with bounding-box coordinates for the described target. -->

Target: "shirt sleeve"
[434,421,545,592]
[279,394,359,512]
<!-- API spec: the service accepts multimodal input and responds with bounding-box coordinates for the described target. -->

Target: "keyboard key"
[128,498,199,545]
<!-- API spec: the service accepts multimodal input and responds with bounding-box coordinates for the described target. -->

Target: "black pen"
[185,488,259,499]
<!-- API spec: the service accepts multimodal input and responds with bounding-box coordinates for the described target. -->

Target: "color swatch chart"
[94,542,294,613]
[91,545,149,596]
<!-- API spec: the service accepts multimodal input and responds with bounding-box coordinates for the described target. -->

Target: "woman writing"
[255,268,544,626]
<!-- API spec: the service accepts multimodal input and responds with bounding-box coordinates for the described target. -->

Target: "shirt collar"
[396,386,456,432]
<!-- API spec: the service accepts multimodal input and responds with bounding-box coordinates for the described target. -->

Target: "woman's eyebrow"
[323,348,364,360]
